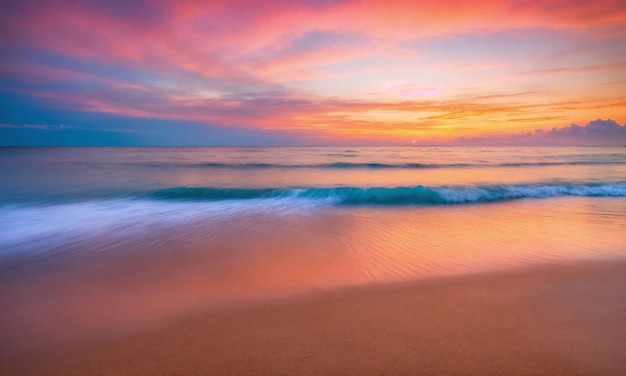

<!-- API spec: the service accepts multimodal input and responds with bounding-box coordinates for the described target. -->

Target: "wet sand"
[2,260,626,375]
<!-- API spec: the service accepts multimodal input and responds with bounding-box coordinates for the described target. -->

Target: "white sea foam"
[0,198,325,259]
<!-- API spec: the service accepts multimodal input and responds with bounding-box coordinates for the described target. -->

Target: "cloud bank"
[444,119,626,146]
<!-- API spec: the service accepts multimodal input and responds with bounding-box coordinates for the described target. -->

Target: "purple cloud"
[448,119,626,146]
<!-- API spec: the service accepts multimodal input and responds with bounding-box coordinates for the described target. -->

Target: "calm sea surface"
[1,146,626,344]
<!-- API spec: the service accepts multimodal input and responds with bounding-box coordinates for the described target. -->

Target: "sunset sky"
[1,0,625,145]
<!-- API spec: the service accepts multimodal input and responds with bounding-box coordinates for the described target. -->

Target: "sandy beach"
[2,260,625,375]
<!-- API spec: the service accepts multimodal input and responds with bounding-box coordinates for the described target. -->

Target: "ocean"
[1,146,626,344]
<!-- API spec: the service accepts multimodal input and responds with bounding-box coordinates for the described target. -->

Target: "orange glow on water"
[2,197,625,348]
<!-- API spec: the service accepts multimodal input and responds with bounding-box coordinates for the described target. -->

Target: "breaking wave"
[147,182,626,206]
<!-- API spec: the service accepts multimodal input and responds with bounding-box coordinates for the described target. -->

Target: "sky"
[1,0,626,146]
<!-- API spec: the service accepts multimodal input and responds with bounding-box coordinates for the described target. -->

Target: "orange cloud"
[4,1,625,79]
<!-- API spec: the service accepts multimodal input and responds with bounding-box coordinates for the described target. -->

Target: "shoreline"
[3,259,626,375]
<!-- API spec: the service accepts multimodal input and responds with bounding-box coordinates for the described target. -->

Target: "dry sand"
[2,260,626,375]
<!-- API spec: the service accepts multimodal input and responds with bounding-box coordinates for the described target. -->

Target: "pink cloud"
[517,61,626,75]
[0,61,152,92]
[3,0,625,84]
[383,83,447,99]
[1,1,625,144]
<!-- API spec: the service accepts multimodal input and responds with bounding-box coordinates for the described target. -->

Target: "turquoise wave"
[147,182,626,206]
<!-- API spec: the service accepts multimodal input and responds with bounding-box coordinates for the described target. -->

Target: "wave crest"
[147,182,626,206]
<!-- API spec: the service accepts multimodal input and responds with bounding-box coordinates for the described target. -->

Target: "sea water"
[1,147,626,343]
[2,146,626,271]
